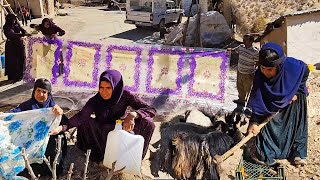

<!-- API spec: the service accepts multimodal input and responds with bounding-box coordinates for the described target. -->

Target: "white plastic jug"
[103,120,144,175]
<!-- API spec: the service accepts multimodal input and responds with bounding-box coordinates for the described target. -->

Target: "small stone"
[293,168,299,173]
[305,168,314,174]
[308,174,315,179]
[313,175,320,180]
[300,172,307,178]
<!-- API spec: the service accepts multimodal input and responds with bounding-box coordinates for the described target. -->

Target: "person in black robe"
[7,78,68,176]
[3,13,30,81]
[50,70,157,163]
[35,18,66,76]
[247,42,310,166]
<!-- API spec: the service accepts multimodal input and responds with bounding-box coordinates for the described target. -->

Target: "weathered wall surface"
[286,12,320,65]
[260,20,287,53]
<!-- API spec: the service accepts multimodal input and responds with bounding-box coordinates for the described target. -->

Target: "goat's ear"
[172,133,187,146]
[210,115,217,123]
[184,110,191,120]
[172,136,182,146]
[149,149,157,160]
[224,112,230,121]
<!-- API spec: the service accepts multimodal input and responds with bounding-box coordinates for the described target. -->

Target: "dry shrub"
[288,1,297,7]
[230,0,320,35]
[251,16,267,33]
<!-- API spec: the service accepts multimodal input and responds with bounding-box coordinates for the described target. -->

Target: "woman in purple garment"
[50,70,156,162]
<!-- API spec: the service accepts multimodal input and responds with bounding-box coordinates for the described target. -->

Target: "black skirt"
[255,93,308,164]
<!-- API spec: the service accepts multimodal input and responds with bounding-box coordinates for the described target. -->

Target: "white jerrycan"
[103,120,145,175]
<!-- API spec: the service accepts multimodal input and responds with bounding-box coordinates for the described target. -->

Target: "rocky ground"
[283,71,320,180]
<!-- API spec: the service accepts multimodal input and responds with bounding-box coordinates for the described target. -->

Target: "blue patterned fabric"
[0,108,61,179]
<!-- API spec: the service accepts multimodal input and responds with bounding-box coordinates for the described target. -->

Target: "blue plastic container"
[1,55,5,69]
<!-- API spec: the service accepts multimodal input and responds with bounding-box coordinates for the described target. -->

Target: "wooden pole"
[52,135,62,180]
[83,149,91,180]
[21,148,38,180]
[196,0,202,47]
[182,2,194,46]
[214,112,278,163]
[66,163,74,180]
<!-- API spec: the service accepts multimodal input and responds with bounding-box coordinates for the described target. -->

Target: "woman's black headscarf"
[17,78,56,110]
[3,13,19,31]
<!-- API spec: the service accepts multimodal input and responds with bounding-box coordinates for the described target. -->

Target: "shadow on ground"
[98,7,125,12]
[109,28,155,42]
[81,2,107,7]
[0,81,33,101]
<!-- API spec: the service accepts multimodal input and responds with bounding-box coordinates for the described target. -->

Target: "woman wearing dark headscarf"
[3,13,30,81]
[247,42,310,166]
[7,78,68,176]
[34,18,65,76]
[50,70,157,162]
[35,18,65,39]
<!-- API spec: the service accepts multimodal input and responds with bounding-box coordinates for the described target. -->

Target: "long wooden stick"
[195,0,202,47]
[182,2,194,45]
[214,112,278,163]
[43,156,53,173]
[83,149,91,180]
[67,163,74,180]
[21,148,38,180]
[52,135,62,180]
[105,161,126,180]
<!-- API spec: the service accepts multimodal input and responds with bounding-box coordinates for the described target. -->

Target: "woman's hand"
[52,104,63,116]
[227,48,233,56]
[20,36,27,41]
[49,125,67,135]
[290,95,298,104]
[122,112,139,132]
[34,24,40,31]
[247,123,260,136]
[50,34,57,39]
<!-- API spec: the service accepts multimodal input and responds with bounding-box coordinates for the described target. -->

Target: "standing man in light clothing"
[229,34,259,106]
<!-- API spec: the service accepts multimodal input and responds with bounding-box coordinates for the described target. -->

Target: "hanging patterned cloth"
[0,108,61,179]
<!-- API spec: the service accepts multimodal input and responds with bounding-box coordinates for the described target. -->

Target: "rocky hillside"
[229,0,320,33]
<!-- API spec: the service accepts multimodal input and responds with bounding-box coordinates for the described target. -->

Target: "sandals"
[249,149,277,166]
[294,157,307,166]
[250,154,278,166]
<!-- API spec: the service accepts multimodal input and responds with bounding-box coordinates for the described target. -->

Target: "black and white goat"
[150,110,242,180]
